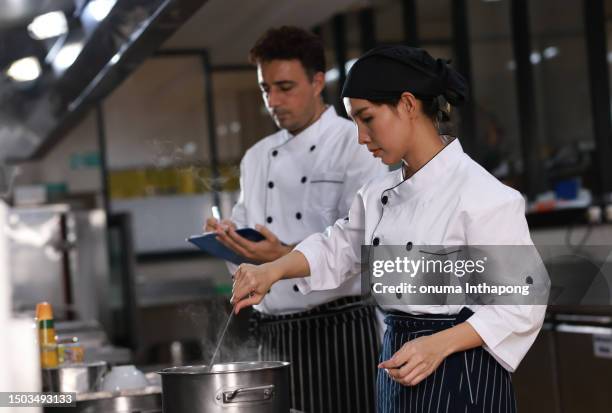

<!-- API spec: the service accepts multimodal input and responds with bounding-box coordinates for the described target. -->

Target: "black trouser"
[253,296,380,413]
[378,307,517,413]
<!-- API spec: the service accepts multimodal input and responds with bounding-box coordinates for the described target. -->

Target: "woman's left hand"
[378,333,450,387]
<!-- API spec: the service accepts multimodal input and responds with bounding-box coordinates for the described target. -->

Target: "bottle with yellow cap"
[35,302,59,368]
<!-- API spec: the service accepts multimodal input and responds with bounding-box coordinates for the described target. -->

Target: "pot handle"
[219,384,275,404]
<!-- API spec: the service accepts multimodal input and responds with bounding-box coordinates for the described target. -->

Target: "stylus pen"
[211,205,221,221]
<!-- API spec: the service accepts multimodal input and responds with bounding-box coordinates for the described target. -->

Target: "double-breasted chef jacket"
[295,138,546,372]
[230,106,388,315]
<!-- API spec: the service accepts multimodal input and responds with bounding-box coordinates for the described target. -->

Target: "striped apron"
[377,307,517,413]
[252,296,380,413]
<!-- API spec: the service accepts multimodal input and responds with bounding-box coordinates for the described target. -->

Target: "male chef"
[205,26,386,413]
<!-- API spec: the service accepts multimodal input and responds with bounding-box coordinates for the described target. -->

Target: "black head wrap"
[341,45,468,106]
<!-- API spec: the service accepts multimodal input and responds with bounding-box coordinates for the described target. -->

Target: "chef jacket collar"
[384,138,464,203]
[276,106,338,152]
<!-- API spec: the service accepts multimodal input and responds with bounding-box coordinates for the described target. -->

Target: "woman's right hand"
[231,262,283,314]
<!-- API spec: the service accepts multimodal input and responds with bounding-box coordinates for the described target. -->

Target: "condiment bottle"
[35,302,58,368]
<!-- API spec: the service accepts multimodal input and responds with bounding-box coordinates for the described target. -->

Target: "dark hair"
[249,26,326,78]
[369,94,453,134]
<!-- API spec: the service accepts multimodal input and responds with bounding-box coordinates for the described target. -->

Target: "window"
[467,0,522,188]
[528,0,595,206]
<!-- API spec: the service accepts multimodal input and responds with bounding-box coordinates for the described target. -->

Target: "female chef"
[231,45,546,413]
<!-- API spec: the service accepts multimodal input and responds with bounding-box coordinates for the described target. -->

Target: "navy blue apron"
[377,307,517,413]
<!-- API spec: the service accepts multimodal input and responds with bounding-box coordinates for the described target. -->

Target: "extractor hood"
[0,0,208,162]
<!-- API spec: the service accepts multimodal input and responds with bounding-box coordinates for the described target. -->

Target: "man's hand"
[216,224,292,263]
[204,218,236,233]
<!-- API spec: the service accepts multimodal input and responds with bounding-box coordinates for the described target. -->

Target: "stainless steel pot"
[158,361,290,413]
[42,361,108,393]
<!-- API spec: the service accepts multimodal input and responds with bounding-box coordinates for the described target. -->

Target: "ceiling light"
[325,59,359,84]
[543,46,559,59]
[530,51,541,65]
[85,0,117,22]
[27,11,68,40]
[110,53,121,65]
[54,42,84,71]
[6,57,41,82]
[325,68,339,83]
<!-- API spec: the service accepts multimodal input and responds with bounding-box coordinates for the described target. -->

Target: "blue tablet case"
[187,228,265,265]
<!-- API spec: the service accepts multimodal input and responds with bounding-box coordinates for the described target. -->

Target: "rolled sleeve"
[467,305,546,371]
[465,192,548,371]
[294,239,324,294]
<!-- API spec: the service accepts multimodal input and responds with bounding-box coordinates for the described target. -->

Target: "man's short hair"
[249,26,326,78]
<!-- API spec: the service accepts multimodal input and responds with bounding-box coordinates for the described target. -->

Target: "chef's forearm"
[270,250,311,281]
[437,322,484,358]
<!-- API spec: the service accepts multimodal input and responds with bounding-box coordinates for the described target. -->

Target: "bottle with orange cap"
[35,302,59,368]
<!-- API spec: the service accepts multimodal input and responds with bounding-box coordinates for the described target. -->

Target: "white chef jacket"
[295,138,546,372]
[230,106,388,315]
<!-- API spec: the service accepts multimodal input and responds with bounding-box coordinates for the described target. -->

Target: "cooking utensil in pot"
[208,310,233,370]
[207,291,254,371]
